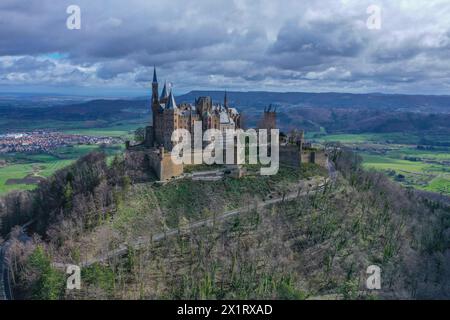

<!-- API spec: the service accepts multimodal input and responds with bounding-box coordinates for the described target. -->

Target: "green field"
[362,153,450,194]
[0,163,41,194]
[312,132,450,146]
[0,144,124,194]
[313,133,381,143]
[0,116,139,195]
[0,117,146,140]
[39,159,77,178]
[312,133,450,195]
[0,159,76,194]
[387,147,450,161]
[361,154,430,172]
[62,119,147,139]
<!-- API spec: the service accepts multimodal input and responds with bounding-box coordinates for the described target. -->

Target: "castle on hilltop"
[126,67,327,181]
[146,67,241,151]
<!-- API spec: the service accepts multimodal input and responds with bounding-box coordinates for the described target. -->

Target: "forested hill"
[0,149,450,299]
[177,91,450,112]
[1,91,450,134]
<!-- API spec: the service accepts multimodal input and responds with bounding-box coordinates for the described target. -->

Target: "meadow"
[0,115,144,195]
[311,132,450,145]
[311,133,450,195]
[62,119,147,139]
[0,144,124,194]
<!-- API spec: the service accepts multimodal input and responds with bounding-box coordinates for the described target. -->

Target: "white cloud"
[0,0,450,94]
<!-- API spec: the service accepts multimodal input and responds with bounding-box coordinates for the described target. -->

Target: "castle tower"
[259,104,277,130]
[162,90,178,150]
[196,96,212,115]
[160,81,169,103]
[166,90,177,110]
[152,67,159,137]
[152,66,159,107]
[298,130,305,150]
[224,91,228,108]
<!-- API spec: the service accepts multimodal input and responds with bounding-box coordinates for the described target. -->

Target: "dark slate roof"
[153,66,157,83]
[160,81,168,100]
[166,90,177,109]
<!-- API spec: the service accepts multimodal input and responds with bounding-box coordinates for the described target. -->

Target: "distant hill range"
[1,90,450,135]
[178,91,450,113]
[178,91,450,133]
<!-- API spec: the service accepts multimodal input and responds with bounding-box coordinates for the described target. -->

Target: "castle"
[126,67,327,181]
[259,104,328,168]
[259,104,277,131]
[146,67,241,151]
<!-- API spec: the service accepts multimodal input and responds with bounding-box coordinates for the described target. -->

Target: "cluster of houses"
[0,131,121,154]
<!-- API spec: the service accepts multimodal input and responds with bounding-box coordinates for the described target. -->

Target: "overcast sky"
[1,0,450,96]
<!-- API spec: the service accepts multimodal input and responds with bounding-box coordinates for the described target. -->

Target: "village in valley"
[0,131,121,154]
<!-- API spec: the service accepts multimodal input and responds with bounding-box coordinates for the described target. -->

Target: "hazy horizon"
[4,88,450,101]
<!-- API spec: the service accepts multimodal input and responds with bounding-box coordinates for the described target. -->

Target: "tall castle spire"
[166,90,177,110]
[224,90,228,109]
[160,81,169,101]
[152,66,159,105]
[153,66,158,83]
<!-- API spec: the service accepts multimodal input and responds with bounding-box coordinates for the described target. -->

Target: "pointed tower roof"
[224,90,228,108]
[166,90,177,109]
[160,81,168,100]
[153,66,158,83]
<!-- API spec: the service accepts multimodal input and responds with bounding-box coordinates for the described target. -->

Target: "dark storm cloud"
[96,60,137,80]
[1,0,450,94]
[0,56,55,72]
[269,19,366,60]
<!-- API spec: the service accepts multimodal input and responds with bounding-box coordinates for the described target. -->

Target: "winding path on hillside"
[0,241,13,300]
[52,175,330,269]
[0,221,33,300]
[0,244,6,300]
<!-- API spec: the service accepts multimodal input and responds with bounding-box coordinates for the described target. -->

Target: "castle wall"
[300,150,328,167]
[159,152,184,180]
[312,150,328,167]
[152,109,163,145]
[280,145,328,168]
[145,126,154,147]
[145,148,184,181]
[280,145,301,167]
[302,150,316,164]
[146,149,163,178]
